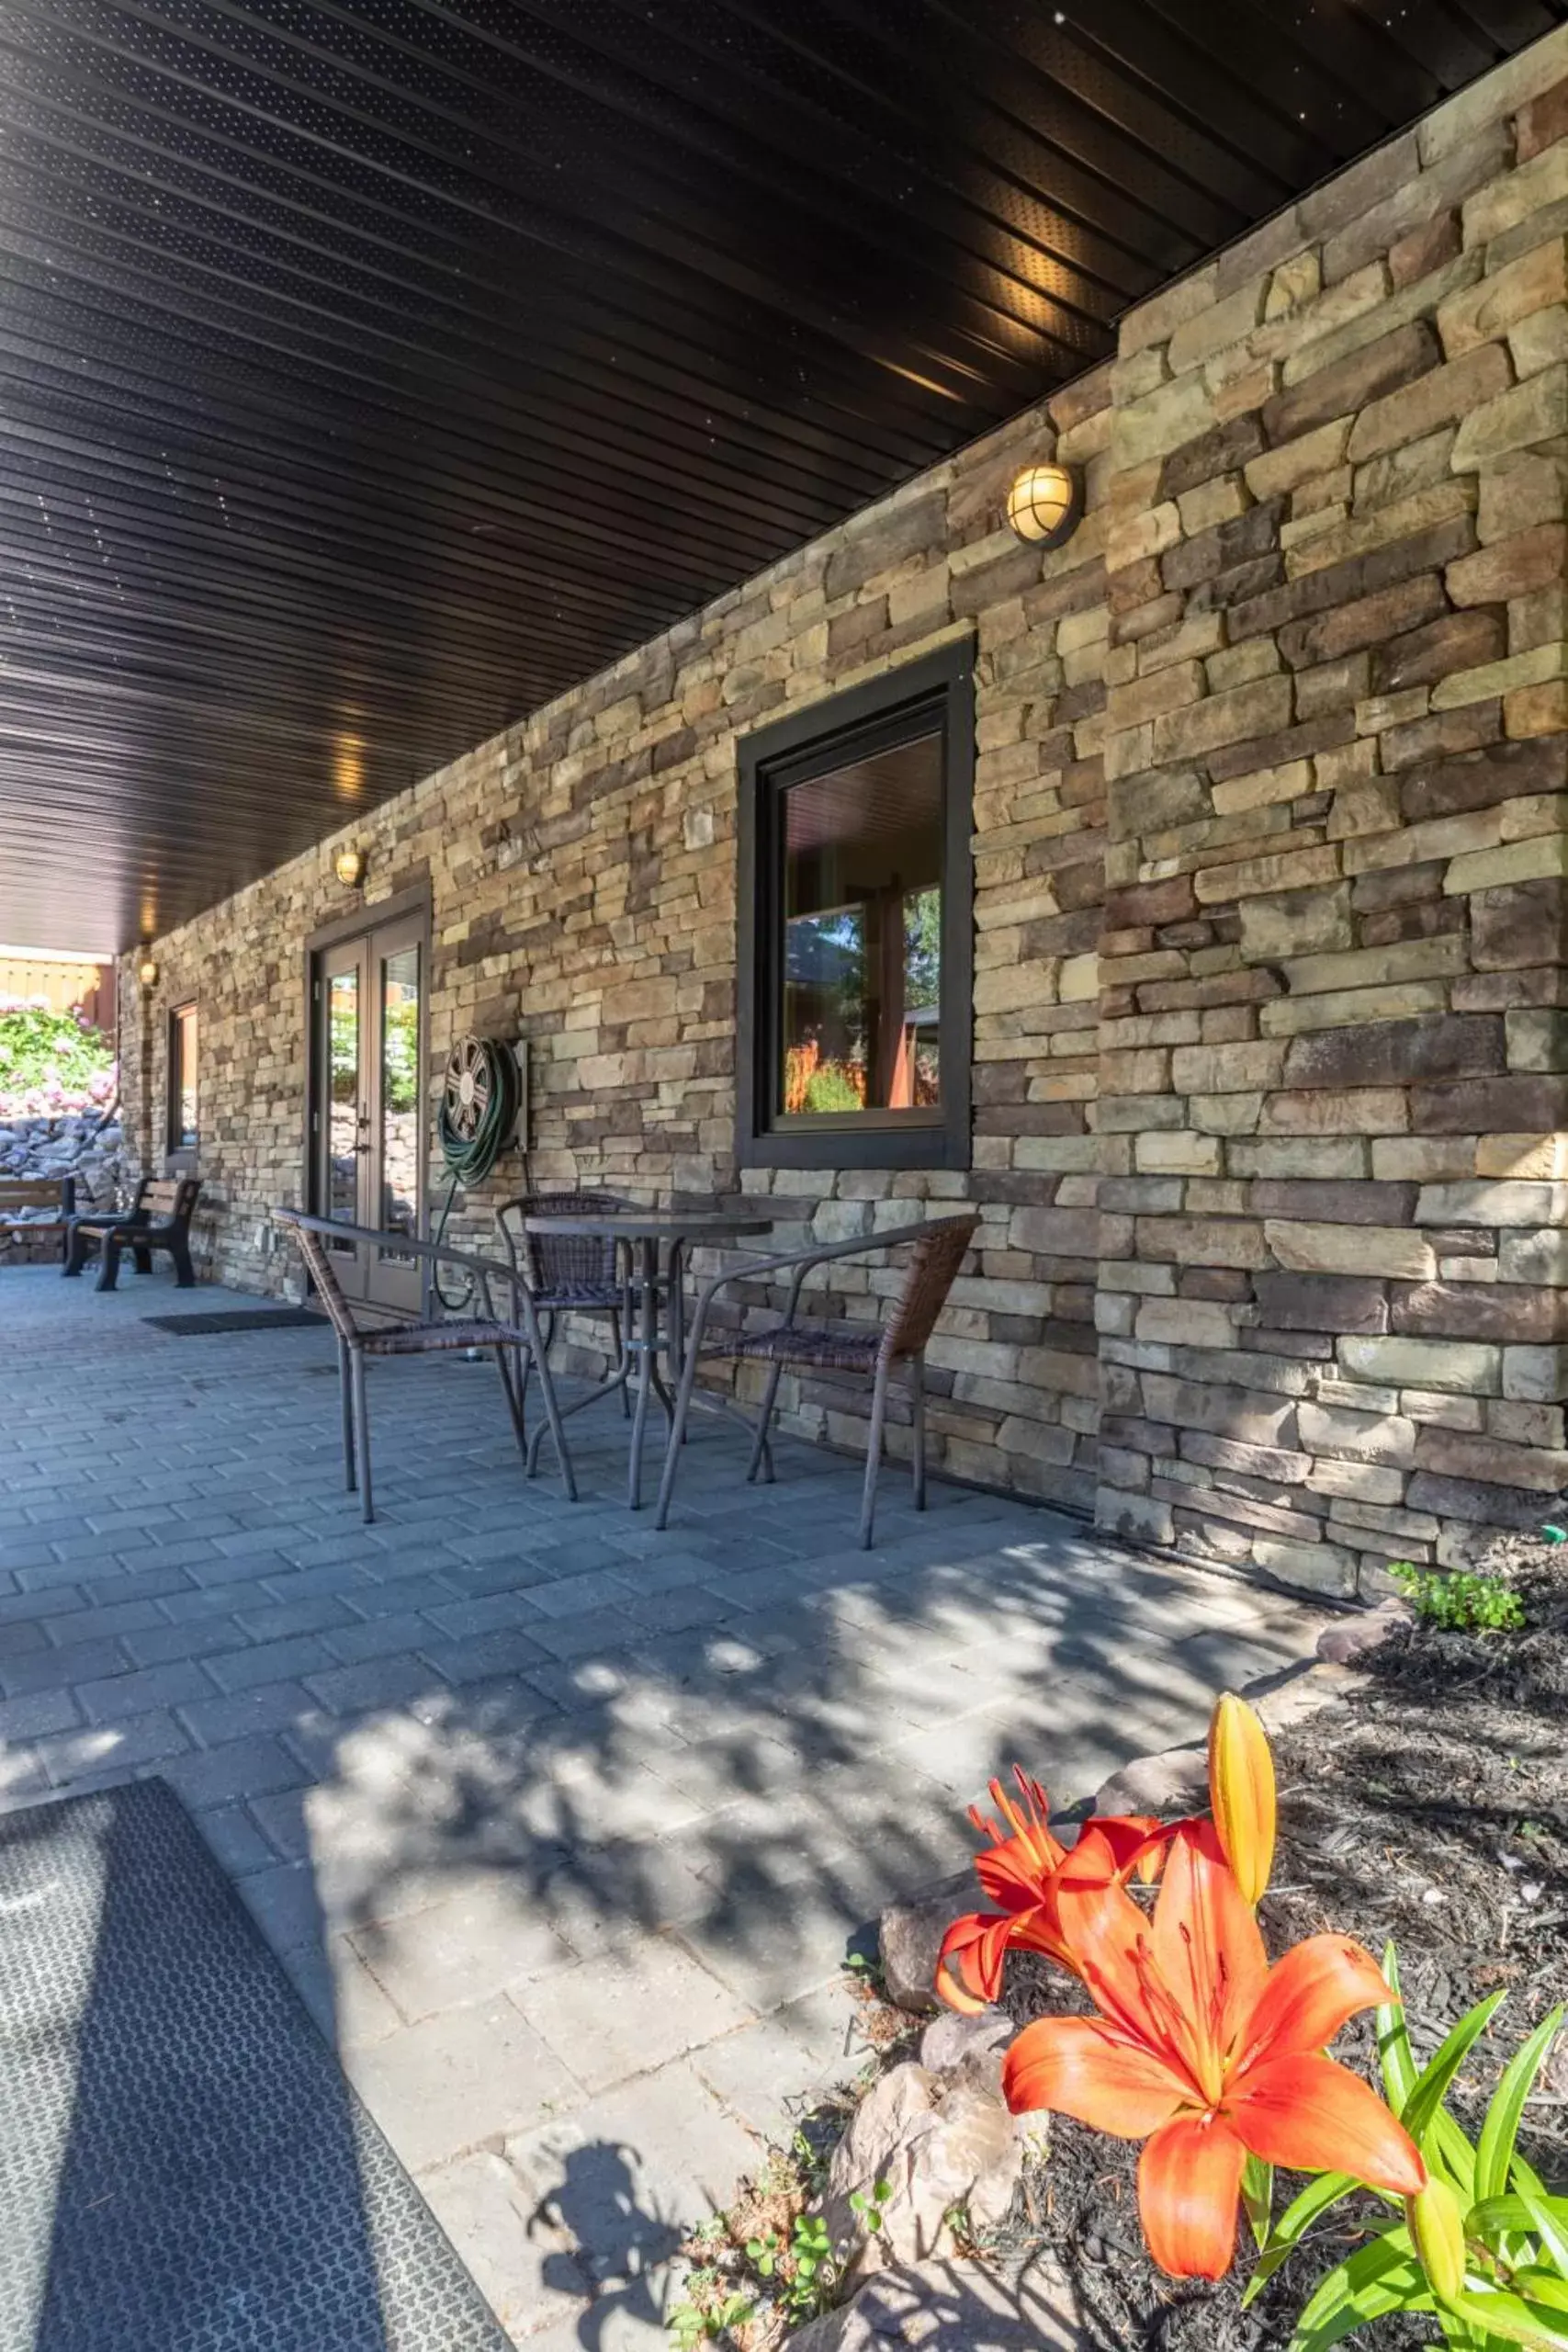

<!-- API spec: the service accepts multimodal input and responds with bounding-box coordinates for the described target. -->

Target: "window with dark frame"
[737,643,974,1171]
[167,1001,198,1155]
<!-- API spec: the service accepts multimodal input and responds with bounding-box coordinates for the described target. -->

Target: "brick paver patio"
[0,1270,1325,2344]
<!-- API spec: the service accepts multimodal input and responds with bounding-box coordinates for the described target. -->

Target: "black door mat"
[0,1779,511,2352]
[143,1306,324,1334]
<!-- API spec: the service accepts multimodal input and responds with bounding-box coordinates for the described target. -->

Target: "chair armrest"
[682,1218,944,1360]
[271,1208,531,1332]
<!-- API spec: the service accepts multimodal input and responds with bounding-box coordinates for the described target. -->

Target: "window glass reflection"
[327,968,359,1233]
[780,729,942,1116]
[169,1004,198,1149]
[379,947,420,1259]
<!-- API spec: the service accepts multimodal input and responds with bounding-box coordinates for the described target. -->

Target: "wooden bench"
[0,1176,77,1262]
[64,1177,202,1291]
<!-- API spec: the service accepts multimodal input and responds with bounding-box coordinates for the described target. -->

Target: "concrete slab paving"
[0,1269,1331,2342]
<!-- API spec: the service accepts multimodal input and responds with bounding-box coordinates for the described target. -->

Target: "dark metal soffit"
[2,0,1563,951]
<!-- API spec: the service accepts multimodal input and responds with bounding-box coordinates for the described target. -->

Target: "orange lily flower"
[935,1770,1161,2014]
[1208,1691,1276,1905]
[1003,1825,1425,2278]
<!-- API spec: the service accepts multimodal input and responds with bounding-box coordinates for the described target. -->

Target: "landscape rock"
[0,1112,124,1262]
[1091,1745,1210,1820]
[876,1877,968,2015]
[916,2012,1013,2083]
[822,2061,1022,2282]
[1317,1599,1416,1663]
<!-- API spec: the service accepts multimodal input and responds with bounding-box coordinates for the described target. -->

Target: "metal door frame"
[303,885,432,1319]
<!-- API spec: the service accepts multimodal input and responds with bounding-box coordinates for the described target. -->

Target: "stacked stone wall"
[113,25,1568,1597]
[1092,41,1568,1595]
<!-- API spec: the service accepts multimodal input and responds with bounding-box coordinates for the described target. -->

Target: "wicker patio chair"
[274,1207,576,1522]
[494,1189,637,1446]
[654,1213,978,1549]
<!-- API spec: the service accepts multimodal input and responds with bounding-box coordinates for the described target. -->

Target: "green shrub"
[0,1001,116,1113]
[1387,1561,1526,1634]
[802,1061,864,1114]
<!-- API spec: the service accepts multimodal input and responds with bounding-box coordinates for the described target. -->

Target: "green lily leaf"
[1243,2154,1275,2253]
[1514,2274,1568,2314]
[1521,2192,1568,2279]
[1477,2011,1564,2207]
[1402,1991,1507,2148]
[1450,2287,1568,2352]
[1471,2197,1568,2243]
[1472,2192,1568,2278]
[1243,2174,1366,2309]
[1289,2231,1430,2352]
[1377,1945,1417,2111]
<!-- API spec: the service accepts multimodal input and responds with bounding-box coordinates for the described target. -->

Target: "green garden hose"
[432,1035,522,1307]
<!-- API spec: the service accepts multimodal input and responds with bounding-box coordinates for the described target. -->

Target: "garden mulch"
[993,1532,1568,2352]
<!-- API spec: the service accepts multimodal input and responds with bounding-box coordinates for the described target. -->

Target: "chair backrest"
[146,1176,201,1225]
[277,1214,362,1345]
[495,1191,632,1296]
[881,1215,978,1363]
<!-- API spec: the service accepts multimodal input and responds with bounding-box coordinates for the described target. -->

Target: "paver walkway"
[0,1271,1326,2344]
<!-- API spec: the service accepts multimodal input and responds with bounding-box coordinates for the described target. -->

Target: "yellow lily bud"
[1207,1692,1276,1905]
[1408,2177,1468,2304]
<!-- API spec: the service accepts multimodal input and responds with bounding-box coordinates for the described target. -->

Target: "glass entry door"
[311,910,425,1317]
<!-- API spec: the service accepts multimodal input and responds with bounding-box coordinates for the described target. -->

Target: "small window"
[168,1003,198,1155]
[737,643,974,1170]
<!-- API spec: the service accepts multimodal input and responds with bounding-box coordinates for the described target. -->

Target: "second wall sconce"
[333,845,367,889]
[1006,461,1081,550]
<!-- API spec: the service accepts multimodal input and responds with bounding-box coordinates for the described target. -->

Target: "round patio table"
[521,1208,773,1509]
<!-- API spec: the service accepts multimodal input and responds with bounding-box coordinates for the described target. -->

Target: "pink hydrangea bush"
[0,996,117,1121]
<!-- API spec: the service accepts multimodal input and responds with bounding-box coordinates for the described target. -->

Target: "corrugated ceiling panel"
[0,0,1562,947]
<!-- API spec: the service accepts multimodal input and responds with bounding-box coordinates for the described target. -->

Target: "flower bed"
[669,1534,1567,2350]
[995,1532,1566,2351]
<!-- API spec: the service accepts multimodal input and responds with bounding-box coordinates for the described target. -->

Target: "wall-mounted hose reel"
[433,1033,526,1305]
[438,1033,524,1189]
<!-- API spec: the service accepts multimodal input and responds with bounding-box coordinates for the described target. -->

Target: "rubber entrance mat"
[0,1780,510,2352]
[143,1307,323,1334]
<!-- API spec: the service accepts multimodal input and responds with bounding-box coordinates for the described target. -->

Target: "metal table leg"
[626,1232,659,1509]
[666,1240,686,1385]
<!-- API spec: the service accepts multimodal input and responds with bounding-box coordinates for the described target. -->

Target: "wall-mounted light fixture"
[333,845,367,889]
[136,950,159,988]
[1006,461,1081,550]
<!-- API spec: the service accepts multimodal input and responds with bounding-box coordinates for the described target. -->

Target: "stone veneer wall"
[117,26,1568,1600]
[1090,37,1568,1591]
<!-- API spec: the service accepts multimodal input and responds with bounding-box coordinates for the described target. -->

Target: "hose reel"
[433,1033,525,1306]
[438,1033,522,1186]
